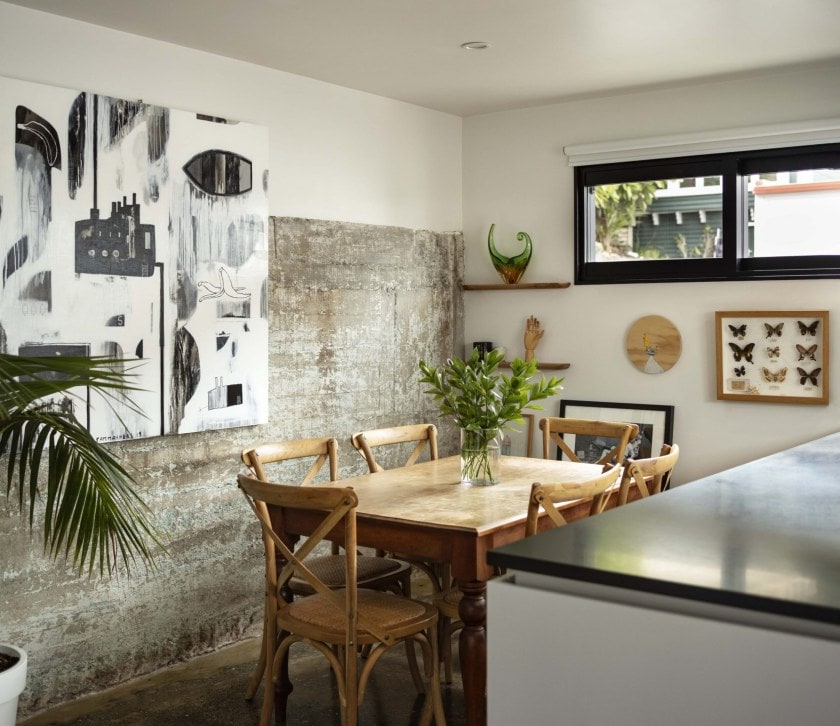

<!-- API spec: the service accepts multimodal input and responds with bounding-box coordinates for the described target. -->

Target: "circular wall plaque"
[625,315,682,374]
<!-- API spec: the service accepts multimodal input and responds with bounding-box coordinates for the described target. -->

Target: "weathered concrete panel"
[1,216,463,717]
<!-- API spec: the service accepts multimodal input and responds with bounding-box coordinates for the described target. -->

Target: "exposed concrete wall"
[2,217,463,717]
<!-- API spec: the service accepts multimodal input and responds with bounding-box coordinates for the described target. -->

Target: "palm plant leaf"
[0,353,164,575]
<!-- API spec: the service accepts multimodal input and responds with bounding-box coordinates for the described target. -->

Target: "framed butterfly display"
[715,310,829,404]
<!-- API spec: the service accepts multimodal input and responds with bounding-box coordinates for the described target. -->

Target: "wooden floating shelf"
[462,282,571,290]
[500,361,570,370]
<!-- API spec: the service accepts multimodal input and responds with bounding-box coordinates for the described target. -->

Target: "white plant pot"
[0,644,26,726]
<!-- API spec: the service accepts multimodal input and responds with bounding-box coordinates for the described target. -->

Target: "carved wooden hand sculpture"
[524,315,544,362]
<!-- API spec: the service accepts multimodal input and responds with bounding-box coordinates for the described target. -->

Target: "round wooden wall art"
[625,315,682,374]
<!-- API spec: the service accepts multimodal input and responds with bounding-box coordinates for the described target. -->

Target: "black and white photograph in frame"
[557,399,675,463]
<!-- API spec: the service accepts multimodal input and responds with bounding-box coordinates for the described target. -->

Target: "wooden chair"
[540,417,640,468]
[351,424,449,593]
[526,465,623,534]
[351,423,439,473]
[238,473,446,726]
[616,443,680,506]
[240,437,413,700]
[540,418,639,515]
[435,464,623,682]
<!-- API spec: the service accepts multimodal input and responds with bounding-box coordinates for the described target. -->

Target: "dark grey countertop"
[487,432,840,625]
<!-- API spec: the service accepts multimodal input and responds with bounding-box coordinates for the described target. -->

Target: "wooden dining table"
[275,453,613,726]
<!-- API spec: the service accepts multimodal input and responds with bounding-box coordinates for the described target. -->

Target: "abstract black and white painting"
[0,75,269,440]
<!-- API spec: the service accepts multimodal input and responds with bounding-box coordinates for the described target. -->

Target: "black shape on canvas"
[3,236,28,283]
[183,150,252,196]
[68,93,87,199]
[20,271,51,311]
[207,378,243,409]
[16,106,61,172]
[75,192,156,276]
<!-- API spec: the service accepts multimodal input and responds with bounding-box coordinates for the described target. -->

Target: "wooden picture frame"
[715,310,829,405]
[557,399,674,463]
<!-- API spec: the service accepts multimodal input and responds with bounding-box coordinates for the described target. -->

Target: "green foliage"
[0,353,165,576]
[594,181,664,252]
[418,348,563,433]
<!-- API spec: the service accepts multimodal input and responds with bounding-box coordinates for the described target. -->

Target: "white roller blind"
[564,117,840,167]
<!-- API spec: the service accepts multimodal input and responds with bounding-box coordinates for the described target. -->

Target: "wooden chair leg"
[406,639,425,693]
[345,645,358,726]
[244,634,265,700]
[431,628,446,726]
[245,592,270,699]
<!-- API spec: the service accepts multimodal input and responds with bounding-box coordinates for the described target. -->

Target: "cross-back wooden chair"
[435,464,623,682]
[539,418,639,515]
[539,417,640,469]
[617,443,680,506]
[351,423,439,473]
[238,473,446,726]
[240,437,412,700]
[526,464,622,535]
[351,423,451,593]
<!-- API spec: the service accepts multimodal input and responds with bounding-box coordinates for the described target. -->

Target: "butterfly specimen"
[796,344,818,361]
[734,366,746,377]
[728,324,746,339]
[762,367,787,383]
[764,322,784,338]
[729,342,755,363]
[797,367,821,386]
[766,346,780,358]
[798,320,819,336]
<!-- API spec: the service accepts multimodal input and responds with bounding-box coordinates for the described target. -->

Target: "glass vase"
[460,428,501,486]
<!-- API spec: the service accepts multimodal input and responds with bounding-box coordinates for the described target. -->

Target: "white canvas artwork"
[0,75,269,440]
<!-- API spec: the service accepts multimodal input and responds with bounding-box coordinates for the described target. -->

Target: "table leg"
[458,579,487,726]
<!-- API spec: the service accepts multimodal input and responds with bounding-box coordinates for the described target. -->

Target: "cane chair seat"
[290,554,410,594]
[284,588,436,637]
[240,437,412,700]
[238,473,446,726]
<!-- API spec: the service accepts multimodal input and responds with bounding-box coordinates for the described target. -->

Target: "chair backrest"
[617,443,680,506]
[351,424,438,473]
[237,473,381,639]
[526,465,622,536]
[241,437,338,484]
[540,417,640,468]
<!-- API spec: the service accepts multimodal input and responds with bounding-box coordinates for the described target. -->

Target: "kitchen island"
[486,433,840,725]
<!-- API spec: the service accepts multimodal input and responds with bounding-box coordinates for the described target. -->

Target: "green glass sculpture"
[488,223,532,284]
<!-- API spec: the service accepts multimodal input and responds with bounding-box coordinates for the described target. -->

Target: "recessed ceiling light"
[460,41,490,50]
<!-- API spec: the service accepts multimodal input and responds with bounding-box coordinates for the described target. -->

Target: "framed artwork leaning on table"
[557,399,675,464]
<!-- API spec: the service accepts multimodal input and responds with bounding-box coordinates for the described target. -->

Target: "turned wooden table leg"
[458,579,487,726]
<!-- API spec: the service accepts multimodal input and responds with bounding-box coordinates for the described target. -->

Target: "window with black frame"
[574,144,840,284]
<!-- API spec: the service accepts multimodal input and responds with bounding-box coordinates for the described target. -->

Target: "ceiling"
[7,0,840,116]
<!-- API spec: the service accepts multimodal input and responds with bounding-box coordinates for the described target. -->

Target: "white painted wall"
[463,64,840,483]
[3,3,840,490]
[0,2,462,232]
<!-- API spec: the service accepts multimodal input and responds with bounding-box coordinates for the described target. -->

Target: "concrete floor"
[19,637,465,726]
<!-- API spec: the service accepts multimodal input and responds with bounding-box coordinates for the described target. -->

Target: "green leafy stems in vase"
[488,223,532,285]
[418,348,563,485]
